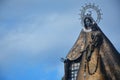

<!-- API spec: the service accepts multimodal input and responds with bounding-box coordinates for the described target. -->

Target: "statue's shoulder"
[80,29,85,33]
[92,30,102,36]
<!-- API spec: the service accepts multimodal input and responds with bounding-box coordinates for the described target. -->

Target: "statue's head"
[83,16,98,31]
[80,4,102,32]
[84,17,93,29]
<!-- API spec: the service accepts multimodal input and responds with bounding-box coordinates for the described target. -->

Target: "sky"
[0,0,120,80]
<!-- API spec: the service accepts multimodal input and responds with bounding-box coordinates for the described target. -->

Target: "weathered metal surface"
[64,26,120,80]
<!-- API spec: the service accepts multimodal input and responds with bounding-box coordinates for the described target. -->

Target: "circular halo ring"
[80,3,102,26]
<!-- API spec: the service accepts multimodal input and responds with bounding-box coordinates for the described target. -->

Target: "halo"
[79,3,103,26]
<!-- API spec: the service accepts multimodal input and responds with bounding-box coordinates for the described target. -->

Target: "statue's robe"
[64,26,120,80]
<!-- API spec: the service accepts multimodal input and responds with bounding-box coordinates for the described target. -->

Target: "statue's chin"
[83,27,92,32]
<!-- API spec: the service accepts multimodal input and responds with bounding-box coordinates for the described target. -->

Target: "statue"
[62,3,120,80]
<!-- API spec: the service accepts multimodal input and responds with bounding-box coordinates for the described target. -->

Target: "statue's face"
[85,18,91,26]
[84,17,92,29]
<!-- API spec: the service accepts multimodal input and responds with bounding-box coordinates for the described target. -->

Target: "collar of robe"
[83,27,92,32]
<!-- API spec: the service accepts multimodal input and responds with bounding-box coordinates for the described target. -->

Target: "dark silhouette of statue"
[62,15,120,80]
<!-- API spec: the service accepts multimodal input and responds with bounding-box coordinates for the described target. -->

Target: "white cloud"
[0,13,79,56]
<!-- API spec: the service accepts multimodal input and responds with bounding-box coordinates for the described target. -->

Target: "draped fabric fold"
[64,26,120,80]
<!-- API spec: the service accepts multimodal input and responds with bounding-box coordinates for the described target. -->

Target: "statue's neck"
[83,27,92,32]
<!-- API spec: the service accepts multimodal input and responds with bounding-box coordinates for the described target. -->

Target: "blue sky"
[0,0,120,80]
